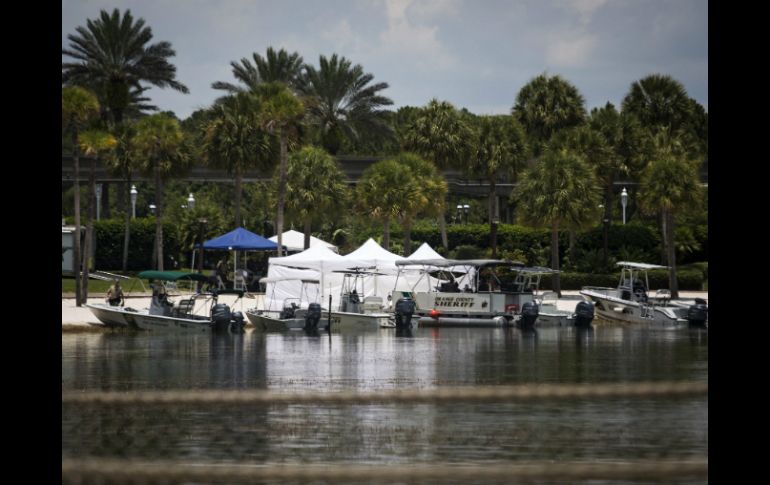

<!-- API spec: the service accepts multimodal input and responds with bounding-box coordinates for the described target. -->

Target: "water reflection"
[63,325,708,465]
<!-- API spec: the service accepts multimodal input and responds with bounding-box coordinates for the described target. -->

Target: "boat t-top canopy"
[137,271,211,283]
[258,276,320,285]
[332,266,388,276]
[395,259,525,268]
[616,261,668,270]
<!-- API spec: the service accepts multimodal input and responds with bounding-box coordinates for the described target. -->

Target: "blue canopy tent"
[198,227,282,289]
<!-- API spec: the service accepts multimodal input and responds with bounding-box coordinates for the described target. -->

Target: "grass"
[62,277,146,294]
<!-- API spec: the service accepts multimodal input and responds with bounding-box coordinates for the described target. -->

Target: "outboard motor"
[211,303,233,332]
[394,297,416,329]
[687,298,708,328]
[573,300,595,328]
[230,311,245,332]
[519,301,539,328]
[304,303,322,330]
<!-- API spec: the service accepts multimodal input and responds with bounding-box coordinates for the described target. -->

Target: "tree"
[468,115,529,256]
[637,143,703,298]
[511,149,601,296]
[283,147,349,249]
[62,86,100,306]
[298,54,393,154]
[402,99,475,248]
[134,114,187,270]
[258,83,305,256]
[512,73,586,156]
[103,122,139,272]
[62,8,188,126]
[203,93,272,227]
[212,47,304,94]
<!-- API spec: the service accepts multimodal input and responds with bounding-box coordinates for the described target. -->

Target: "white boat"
[579,262,707,327]
[329,268,395,331]
[86,271,246,332]
[534,291,596,327]
[392,259,546,328]
[245,277,327,331]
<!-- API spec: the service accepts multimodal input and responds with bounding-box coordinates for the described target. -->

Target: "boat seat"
[363,296,383,312]
[175,298,195,317]
[654,289,671,304]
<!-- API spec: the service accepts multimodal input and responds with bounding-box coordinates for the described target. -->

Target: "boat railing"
[581,286,618,297]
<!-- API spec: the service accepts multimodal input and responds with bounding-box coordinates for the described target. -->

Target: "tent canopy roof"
[269,229,337,252]
[203,227,278,250]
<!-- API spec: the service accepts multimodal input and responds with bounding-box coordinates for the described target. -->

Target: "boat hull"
[246,310,328,331]
[329,311,392,331]
[580,289,688,326]
[86,303,214,332]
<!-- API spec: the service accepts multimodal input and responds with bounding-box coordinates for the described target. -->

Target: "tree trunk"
[275,131,288,257]
[403,220,412,255]
[102,182,110,219]
[660,212,667,266]
[303,218,312,249]
[155,163,164,271]
[122,175,132,272]
[438,213,448,249]
[551,220,561,297]
[234,171,242,227]
[665,209,679,298]
[383,218,390,250]
[72,135,82,307]
[81,157,97,303]
[602,186,611,267]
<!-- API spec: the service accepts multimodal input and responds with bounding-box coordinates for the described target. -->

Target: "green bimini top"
[137,271,211,283]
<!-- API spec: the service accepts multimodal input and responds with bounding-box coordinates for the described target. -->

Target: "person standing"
[106,279,124,306]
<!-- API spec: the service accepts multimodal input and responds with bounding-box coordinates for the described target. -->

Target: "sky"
[62,0,708,121]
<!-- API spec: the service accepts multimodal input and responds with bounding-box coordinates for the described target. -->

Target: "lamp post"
[621,187,628,225]
[149,204,156,216]
[130,185,137,219]
[95,183,102,221]
[187,193,195,211]
[463,204,470,224]
[456,204,462,224]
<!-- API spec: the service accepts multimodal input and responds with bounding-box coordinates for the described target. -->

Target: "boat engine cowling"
[519,301,539,327]
[574,300,595,327]
[230,311,245,332]
[211,303,232,332]
[394,297,416,328]
[687,298,708,328]
[305,303,322,329]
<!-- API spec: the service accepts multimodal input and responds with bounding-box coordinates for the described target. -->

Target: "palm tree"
[212,47,304,93]
[355,159,420,250]
[297,54,393,154]
[62,8,189,126]
[62,86,100,306]
[512,148,601,296]
[512,73,586,155]
[388,153,448,254]
[134,114,187,270]
[402,99,475,248]
[621,74,694,136]
[468,115,529,256]
[78,130,118,299]
[284,147,350,249]
[103,122,139,272]
[203,93,273,227]
[258,83,305,256]
[638,143,703,298]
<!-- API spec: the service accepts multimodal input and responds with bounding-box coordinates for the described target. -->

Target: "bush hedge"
[537,269,705,291]
[93,218,181,271]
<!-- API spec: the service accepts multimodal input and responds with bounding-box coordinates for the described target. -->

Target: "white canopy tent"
[408,242,444,260]
[268,230,338,253]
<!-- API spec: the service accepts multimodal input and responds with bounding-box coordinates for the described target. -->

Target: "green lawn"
[61,277,146,294]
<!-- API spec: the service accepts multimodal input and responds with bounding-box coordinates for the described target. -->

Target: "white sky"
[62,0,708,120]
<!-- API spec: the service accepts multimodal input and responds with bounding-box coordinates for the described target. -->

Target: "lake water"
[62,325,708,480]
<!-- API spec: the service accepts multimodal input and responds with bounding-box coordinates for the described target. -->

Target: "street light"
[187,193,195,211]
[149,204,156,216]
[621,187,628,225]
[95,183,102,220]
[130,185,137,219]
[463,204,470,224]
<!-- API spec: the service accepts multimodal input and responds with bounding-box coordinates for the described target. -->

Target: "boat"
[579,262,707,327]
[86,271,246,332]
[535,290,596,328]
[245,277,326,331]
[391,259,546,328]
[329,268,395,331]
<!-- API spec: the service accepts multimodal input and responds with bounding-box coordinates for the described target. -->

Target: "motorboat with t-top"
[329,268,394,331]
[579,262,707,327]
[86,271,246,332]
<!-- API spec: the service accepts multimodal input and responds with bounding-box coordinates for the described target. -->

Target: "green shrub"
[94,218,181,271]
